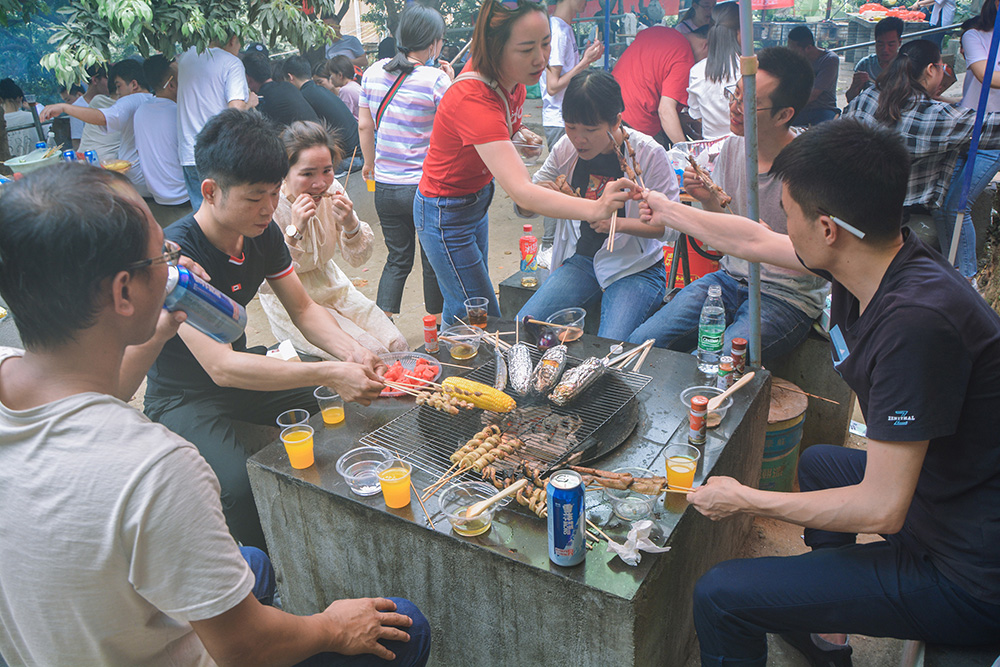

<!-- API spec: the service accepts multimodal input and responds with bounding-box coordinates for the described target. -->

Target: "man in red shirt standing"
[613,25,708,148]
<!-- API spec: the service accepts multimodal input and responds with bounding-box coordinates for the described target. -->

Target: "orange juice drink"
[377,460,412,508]
[322,406,345,425]
[280,425,315,469]
[314,387,344,426]
[664,444,700,490]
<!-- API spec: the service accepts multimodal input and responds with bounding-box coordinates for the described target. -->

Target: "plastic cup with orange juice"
[280,425,315,469]
[664,443,700,490]
[314,386,345,425]
[376,459,412,508]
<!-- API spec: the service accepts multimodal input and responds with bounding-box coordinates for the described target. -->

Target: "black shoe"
[779,632,853,667]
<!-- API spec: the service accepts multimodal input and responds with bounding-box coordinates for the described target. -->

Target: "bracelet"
[344,221,361,237]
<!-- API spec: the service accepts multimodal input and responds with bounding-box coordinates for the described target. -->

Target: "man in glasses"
[639,117,1000,667]
[628,47,826,368]
[0,163,430,667]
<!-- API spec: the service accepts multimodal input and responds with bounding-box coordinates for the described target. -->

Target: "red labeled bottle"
[520,224,538,288]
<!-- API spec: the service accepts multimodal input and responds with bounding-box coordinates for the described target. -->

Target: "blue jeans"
[933,149,1000,278]
[183,165,203,211]
[414,182,499,325]
[516,253,666,341]
[239,549,430,667]
[626,271,814,367]
[338,155,364,176]
[375,182,443,315]
[692,445,1000,666]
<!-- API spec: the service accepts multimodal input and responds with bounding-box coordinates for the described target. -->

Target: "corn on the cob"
[442,377,516,413]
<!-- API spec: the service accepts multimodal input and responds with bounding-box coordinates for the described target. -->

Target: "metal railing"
[830,21,962,53]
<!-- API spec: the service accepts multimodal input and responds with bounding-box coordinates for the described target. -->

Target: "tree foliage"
[362,0,482,38]
[0,0,352,85]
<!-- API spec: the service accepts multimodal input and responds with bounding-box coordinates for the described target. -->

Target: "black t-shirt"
[299,80,361,158]
[147,213,293,392]
[258,80,319,127]
[570,150,623,258]
[828,229,1000,603]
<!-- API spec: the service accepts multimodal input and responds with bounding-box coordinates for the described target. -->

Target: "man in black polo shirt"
[242,51,318,127]
[145,110,384,550]
[639,118,1000,666]
[283,55,362,175]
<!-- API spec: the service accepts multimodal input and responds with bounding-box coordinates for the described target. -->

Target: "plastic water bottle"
[46,131,55,149]
[164,265,248,343]
[697,285,726,374]
[520,224,538,288]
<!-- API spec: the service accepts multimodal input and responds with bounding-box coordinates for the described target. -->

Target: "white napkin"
[605,520,671,566]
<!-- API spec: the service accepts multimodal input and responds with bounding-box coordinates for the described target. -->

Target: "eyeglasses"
[123,239,181,271]
[723,84,774,112]
[817,208,866,239]
[933,62,954,76]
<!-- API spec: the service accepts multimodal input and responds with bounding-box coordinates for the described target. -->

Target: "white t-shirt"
[101,91,155,197]
[961,29,1000,112]
[79,94,120,163]
[338,79,362,119]
[687,58,737,140]
[134,97,189,205]
[70,95,88,140]
[0,348,253,666]
[541,16,580,128]
[176,46,249,166]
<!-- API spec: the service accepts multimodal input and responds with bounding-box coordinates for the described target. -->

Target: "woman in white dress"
[259,120,408,357]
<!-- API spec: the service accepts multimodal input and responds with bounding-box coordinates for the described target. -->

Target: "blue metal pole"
[604,0,612,70]
[739,0,762,367]
[947,8,1000,267]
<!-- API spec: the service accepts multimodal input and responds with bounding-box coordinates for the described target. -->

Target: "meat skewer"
[623,135,646,190]
[686,155,732,208]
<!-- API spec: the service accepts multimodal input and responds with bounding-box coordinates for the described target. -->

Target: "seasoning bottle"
[423,315,439,353]
[520,224,538,288]
[731,338,747,379]
[717,356,734,390]
[688,395,708,446]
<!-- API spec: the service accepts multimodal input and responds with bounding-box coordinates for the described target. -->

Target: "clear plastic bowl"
[679,385,734,426]
[547,307,586,343]
[512,140,543,166]
[336,446,392,496]
[603,466,658,521]
[438,481,512,536]
[440,323,482,361]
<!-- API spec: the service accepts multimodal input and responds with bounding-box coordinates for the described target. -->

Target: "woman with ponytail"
[932,0,1000,279]
[687,1,741,139]
[359,3,452,322]
[415,0,635,325]
[844,39,1000,232]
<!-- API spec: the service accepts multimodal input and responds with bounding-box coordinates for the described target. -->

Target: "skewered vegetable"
[529,344,568,396]
[507,343,532,395]
[442,377,516,413]
[549,356,609,406]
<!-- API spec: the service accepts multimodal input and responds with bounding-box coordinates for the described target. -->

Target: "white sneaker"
[537,247,553,269]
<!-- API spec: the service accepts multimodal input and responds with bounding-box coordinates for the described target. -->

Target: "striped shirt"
[360,58,451,185]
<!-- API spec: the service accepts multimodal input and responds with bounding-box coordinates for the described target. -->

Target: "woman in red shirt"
[415,0,635,325]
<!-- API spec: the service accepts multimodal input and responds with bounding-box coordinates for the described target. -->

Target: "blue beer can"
[547,469,586,566]
[164,265,248,344]
[62,150,78,162]
[34,142,46,150]
[84,150,99,165]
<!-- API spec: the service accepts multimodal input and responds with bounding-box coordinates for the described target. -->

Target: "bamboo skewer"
[773,384,840,405]
[527,318,577,330]
[404,374,443,388]
[632,344,652,372]
[381,380,423,396]
[420,465,469,502]
[390,448,434,529]
[586,518,614,543]
[422,461,459,492]
[608,210,618,252]
[342,146,359,189]
[449,39,472,67]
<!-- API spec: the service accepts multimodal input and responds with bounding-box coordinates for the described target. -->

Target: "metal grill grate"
[360,346,651,490]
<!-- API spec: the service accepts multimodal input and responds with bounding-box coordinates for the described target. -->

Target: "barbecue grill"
[360,346,651,493]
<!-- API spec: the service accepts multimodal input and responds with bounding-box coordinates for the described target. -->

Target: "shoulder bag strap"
[375,69,412,131]
[454,72,513,137]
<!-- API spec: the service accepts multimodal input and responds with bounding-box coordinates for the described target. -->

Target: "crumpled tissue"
[605,520,671,566]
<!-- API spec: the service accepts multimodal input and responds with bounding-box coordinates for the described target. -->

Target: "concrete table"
[248,334,770,666]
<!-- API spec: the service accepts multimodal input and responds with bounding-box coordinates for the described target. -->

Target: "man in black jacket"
[282,55,362,175]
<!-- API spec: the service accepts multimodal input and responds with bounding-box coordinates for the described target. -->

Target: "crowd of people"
[2,0,1000,665]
